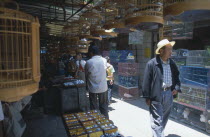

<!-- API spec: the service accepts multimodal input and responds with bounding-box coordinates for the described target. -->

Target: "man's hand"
[110,80,113,85]
[172,90,178,95]
[146,99,151,106]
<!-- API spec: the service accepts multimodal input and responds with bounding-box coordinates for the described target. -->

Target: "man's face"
[160,44,173,59]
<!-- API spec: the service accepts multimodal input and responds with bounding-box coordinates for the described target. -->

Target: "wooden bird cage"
[94,3,119,29]
[80,9,102,26]
[104,0,134,29]
[0,7,40,102]
[63,22,80,37]
[65,37,80,46]
[125,0,164,27]
[164,0,210,16]
[76,41,91,53]
[91,24,118,37]
[159,24,172,41]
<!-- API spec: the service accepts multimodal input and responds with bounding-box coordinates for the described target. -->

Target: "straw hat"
[155,39,175,54]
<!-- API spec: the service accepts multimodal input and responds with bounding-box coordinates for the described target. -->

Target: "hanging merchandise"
[125,0,163,30]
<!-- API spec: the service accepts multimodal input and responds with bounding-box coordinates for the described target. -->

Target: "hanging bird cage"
[91,24,118,37]
[94,2,119,29]
[164,0,210,16]
[63,22,80,37]
[76,40,91,53]
[81,9,117,38]
[159,24,172,41]
[0,6,40,102]
[104,0,134,29]
[125,0,164,28]
[80,9,102,27]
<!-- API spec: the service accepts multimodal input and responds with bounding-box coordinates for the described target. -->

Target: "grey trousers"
[149,90,173,137]
[89,91,109,119]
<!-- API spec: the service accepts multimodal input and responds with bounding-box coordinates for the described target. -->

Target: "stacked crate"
[172,65,210,133]
[118,62,140,100]
[63,110,119,137]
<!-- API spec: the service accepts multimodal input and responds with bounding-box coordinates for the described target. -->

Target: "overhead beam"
[66,0,94,21]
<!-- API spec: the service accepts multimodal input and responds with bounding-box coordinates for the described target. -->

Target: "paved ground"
[109,95,210,137]
[22,90,210,137]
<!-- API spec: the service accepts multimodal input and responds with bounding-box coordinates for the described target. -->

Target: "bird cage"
[76,41,91,53]
[63,22,80,37]
[91,24,118,37]
[159,24,172,40]
[0,7,40,102]
[104,0,133,29]
[80,9,102,27]
[125,0,164,27]
[94,2,119,29]
[163,0,210,16]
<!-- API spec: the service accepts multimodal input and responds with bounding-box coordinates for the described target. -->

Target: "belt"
[162,86,171,91]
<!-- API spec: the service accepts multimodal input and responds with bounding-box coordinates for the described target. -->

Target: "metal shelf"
[174,100,205,112]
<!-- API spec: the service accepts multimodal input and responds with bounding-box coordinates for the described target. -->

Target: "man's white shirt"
[85,56,108,93]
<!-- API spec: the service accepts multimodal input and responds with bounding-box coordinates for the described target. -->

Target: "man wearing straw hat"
[142,39,181,137]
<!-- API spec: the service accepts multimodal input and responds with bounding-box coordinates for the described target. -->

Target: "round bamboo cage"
[104,0,134,29]
[81,9,117,38]
[76,41,91,53]
[164,0,210,16]
[94,3,119,29]
[63,22,80,37]
[80,9,102,26]
[125,0,164,27]
[0,7,40,102]
[91,24,118,37]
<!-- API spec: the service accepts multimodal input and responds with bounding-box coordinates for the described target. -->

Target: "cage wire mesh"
[0,7,40,102]
[186,50,210,67]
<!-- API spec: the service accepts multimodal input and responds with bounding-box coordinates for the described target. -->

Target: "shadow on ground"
[165,134,181,137]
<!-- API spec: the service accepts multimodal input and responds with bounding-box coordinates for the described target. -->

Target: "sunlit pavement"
[109,95,209,137]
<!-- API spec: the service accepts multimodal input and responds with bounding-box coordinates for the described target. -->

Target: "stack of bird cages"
[0,7,40,102]
[186,50,210,67]
[125,0,164,27]
[171,22,193,40]
[179,66,210,87]
[176,84,207,111]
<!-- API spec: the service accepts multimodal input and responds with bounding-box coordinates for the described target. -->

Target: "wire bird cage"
[0,7,40,102]
[125,0,164,27]
[186,50,210,67]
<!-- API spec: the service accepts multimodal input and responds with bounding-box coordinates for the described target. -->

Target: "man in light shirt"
[0,101,4,137]
[75,53,86,82]
[85,45,109,118]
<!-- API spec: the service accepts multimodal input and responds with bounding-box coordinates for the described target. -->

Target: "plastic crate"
[118,86,140,100]
[118,63,139,76]
[118,75,138,88]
